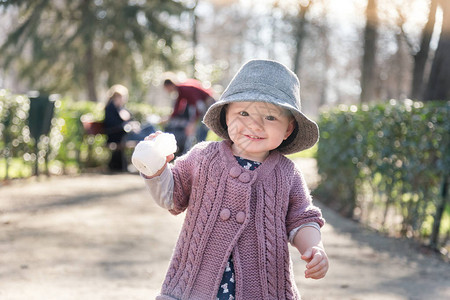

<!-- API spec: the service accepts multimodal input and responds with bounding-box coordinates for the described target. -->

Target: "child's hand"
[141,153,174,179]
[144,131,176,150]
[137,131,175,178]
[143,130,162,141]
[301,246,329,279]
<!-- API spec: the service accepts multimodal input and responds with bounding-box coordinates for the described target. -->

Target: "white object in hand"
[131,133,177,176]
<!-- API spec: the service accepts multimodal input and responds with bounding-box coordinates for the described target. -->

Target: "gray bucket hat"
[203,59,319,155]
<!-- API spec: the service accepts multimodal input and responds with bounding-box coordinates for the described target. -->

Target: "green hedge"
[53,99,108,173]
[0,90,33,178]
[316,100,449,246]
[0,90,109,177]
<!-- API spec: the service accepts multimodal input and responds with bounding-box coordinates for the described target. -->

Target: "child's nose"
[246,116,264,131]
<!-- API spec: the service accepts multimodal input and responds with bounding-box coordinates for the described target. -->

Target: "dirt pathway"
[0,159,449,300]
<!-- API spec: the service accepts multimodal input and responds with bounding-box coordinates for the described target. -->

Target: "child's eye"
[265,115,276,121]
[239,111,249,116]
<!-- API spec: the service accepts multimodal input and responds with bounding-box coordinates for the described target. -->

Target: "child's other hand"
[301,246,329,279]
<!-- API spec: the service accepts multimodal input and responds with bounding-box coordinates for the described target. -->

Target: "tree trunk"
[424,0,450,101]
[411,0,438,100]
[319,25,330,107]
[393,32,405,99]
[81,0,97,102]
[292,1,311,75]
[191,0,199,79]
[430,174,449,249]
[360,0,378,103]
[85,42,98,102]
[269,1,279,59]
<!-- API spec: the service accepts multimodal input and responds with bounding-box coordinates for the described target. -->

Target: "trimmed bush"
[316,100,449,247]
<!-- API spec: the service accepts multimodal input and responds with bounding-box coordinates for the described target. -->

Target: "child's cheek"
[227,119,239,136]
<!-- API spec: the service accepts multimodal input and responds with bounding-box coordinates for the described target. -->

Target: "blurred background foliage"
[0,0,188,102]
[0,90,32,178]
[1,0,449,111]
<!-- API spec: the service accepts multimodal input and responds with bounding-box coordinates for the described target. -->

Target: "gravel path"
[0,158,449,300]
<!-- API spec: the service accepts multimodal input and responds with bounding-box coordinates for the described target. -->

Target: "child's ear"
[284,119,295,140]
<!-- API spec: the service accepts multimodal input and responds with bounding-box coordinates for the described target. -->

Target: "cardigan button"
[220,208,231,221]
[236,211,246,224]
[238,172,251,183]
[229,166,241,178]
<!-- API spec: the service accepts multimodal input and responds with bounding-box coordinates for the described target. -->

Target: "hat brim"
[203,98,319,155]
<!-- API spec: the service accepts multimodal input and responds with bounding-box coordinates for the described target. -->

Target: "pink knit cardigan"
[156,140,324,300]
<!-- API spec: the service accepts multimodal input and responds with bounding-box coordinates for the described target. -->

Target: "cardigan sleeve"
[285,167,325,235]
[168,143,206,215]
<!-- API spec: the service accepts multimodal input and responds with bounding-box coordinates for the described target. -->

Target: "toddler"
[138,59,328,299]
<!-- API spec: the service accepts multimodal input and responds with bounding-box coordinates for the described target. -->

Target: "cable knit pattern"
[156,140,324,300]
[263,180,277,299]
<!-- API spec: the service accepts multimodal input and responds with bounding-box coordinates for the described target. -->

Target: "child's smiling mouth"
[245,134,264,140]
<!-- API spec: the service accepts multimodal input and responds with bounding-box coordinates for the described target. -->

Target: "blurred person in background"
[163,78,215,156]
[103,84,155,171]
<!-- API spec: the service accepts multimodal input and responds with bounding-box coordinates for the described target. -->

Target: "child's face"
[225,101,295,162]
